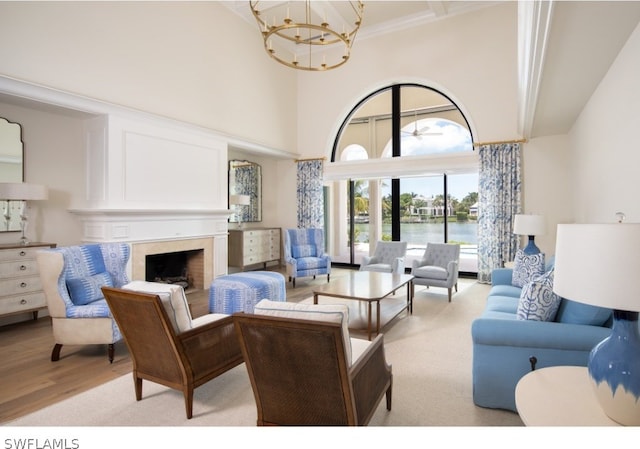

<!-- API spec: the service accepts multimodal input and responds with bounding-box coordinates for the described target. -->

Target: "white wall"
[0,2,298,153]
[0,103,85,246]
[521,135,572,256]
[570,22,640,223]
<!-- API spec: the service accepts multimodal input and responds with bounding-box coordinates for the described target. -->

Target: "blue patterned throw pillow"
[512,249,545,288]
[66,272,114,306]
[517,269,561,321]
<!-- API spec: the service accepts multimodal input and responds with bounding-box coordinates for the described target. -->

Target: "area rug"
[4,280,522,427]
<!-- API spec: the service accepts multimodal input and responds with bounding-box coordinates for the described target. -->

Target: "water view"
[350,222,479,273]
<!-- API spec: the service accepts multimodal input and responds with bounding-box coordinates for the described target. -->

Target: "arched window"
[342,144,369,161]
[328,84,478,275]
[383,118,472,157]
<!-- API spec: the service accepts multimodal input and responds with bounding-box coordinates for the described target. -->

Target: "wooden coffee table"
[313,271,414,340]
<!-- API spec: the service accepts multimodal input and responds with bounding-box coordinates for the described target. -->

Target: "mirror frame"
[228,160,262,223]
[0,117,24,232]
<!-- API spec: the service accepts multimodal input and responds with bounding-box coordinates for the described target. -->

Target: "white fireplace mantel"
[70,208,232,243]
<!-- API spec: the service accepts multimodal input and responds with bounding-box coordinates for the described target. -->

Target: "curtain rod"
[473,138,528,147]
[294,157,327,162]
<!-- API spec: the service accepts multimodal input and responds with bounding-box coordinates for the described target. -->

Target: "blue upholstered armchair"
[359,241,408,274]
[283,228,331,288]
[36,243,130,363]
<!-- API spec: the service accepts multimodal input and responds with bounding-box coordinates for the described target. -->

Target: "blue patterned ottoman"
[208,271,286,314]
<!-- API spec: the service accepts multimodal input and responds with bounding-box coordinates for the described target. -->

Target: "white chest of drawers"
[228,228,280,271]
[0,242,56,321]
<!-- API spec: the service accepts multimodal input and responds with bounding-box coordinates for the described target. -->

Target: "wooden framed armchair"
[101,283,243,419]
[233,299,393,425]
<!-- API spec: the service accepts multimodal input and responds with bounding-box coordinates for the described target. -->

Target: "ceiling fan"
[401,111,443,138]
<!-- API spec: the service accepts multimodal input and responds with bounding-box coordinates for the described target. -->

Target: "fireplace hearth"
[145,251,199,289]
[130,237,217,292]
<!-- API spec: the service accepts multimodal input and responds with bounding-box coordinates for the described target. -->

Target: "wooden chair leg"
[448,288,452,302]
[184,387,194,419]
[108,343,115,363]
[133,375,144,402]
[51,343,63,362]
[386,383,393,411]
[327,273,330,283]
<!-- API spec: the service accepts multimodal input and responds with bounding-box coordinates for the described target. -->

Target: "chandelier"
[250,1,364,71]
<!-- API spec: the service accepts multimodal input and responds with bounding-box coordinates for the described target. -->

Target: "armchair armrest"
[447,260,459,281]
[392,257,405,274]
[360,255,376,268]
[177,315,243,377]
[491,268,513,286]
[350,334,392,425]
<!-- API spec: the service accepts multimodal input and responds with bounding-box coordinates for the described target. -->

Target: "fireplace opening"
[145,249,205,292]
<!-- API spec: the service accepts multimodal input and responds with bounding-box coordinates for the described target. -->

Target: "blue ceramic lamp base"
[522,235,541,255]
[588,310,640,426]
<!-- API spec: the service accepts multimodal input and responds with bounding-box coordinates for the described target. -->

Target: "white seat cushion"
[254,299,353,366]
[122,281,193,334]
[414,265,448,280]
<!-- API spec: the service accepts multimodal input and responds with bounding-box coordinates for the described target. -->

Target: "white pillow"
[122,281,193,333]
[253,299,353,366]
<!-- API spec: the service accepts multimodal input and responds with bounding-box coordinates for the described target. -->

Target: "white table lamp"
[229,194,251,227]
[513,214,546,254]
[553,222,640,426]
[0,182,48,245]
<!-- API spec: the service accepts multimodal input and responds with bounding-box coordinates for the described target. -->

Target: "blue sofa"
[471,265,613,412]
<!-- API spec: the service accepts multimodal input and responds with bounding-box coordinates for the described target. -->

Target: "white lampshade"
[0,182,48,201]
[229,194,250,206]
[513,214,546,236]
[553,223,640,312]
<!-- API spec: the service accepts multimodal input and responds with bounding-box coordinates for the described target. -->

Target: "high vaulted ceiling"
[226,1,640,139]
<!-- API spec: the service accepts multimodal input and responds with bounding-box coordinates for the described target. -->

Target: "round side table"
[515,366,619,426]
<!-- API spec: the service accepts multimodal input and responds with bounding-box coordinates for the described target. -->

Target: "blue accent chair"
[36,243,130,363]
[283,228,331,288]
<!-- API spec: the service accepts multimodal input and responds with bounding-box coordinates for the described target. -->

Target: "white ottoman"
[208,271,286,314]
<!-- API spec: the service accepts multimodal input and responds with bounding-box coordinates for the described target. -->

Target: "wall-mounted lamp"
[0,182,48,245]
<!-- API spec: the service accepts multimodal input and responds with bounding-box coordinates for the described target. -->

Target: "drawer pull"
[20,282,27,288]
[20,251,26,257]
[20,299,27,305]
[20,265,27,271]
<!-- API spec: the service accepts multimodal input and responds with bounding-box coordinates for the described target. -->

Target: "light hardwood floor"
[0,266,345,424]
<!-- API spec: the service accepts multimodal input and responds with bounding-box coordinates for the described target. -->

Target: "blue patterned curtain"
[296,159,324,228]
[477,143,522,283]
